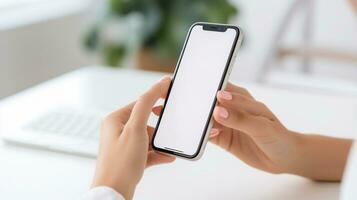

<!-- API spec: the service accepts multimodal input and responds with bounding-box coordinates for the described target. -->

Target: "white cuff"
[81,186,125,200]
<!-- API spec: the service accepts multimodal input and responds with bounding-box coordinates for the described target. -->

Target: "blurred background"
[1,0,357,98]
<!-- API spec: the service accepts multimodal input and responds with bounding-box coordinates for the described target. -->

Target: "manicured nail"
[218,91,232,100]
[216,107,229,119]
[209,128,220,138]
[159,75,171,83]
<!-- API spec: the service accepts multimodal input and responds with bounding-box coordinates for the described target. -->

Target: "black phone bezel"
[151,22,240,159]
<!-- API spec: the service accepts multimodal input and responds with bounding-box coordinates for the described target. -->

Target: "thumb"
[127,76,171,130]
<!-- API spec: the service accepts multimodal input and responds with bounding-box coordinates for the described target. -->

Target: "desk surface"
[0,66,357,200]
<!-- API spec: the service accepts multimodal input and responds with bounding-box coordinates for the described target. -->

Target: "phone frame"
[152,22,243,160]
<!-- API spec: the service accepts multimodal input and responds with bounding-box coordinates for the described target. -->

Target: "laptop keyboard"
[23,108,102,140]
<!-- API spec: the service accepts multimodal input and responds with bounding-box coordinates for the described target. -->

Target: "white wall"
[230,0,357,82]
[1,0,356,98]
[0,12,99,98]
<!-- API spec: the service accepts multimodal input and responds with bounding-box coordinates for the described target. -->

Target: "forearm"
[290,132,353,181]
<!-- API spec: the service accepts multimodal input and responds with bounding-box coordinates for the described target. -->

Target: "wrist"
[115,184,136,200]
[112,183,135,200]
[284,132,352,181]
[281,130,307,175]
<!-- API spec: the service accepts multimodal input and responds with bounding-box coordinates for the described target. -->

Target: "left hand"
[152,83,296,174]
[209,83,352,181]
[91,76,175,200]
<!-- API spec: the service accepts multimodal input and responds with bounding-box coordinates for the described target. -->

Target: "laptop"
[0,67,164,158]
[2,106,105,157]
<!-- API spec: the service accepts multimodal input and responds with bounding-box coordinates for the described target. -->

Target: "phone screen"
[153,24,239,158]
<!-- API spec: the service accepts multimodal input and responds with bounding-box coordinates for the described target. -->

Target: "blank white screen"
[154,25,237,156]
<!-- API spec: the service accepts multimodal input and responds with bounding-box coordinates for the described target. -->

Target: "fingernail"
[210,128,220,138]
[216,107,229,119]
[159,75,171,83]
[218,91,232,100]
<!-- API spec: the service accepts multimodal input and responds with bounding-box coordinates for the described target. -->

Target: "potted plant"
[84,0,239,72]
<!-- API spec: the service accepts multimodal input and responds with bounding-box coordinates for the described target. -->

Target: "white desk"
[0,66,357,200]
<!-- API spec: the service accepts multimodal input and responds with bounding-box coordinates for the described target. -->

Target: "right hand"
[92,76,175,200]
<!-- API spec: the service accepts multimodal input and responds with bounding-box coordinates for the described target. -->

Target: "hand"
[210,83,352,181]
[151,82,298,174]
[151,81,352,181]
[92,76,175,200]
[210,83,299,174]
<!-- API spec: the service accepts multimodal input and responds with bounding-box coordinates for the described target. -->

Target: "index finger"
[101,101,136,138]
[106,101,136,125]
[127,76,171,129]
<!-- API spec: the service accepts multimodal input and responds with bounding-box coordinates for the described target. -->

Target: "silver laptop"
[0,67,164,158]
[2,107,105,157]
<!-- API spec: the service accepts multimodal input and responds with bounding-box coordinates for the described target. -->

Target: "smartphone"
[152,22,243,160]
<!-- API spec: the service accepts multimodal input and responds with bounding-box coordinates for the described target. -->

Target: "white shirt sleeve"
[81,186,125,200]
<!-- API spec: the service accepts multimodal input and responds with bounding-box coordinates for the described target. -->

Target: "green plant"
[84,0,239,67]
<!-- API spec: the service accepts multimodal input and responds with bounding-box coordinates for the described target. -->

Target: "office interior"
[0,0,357,199]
